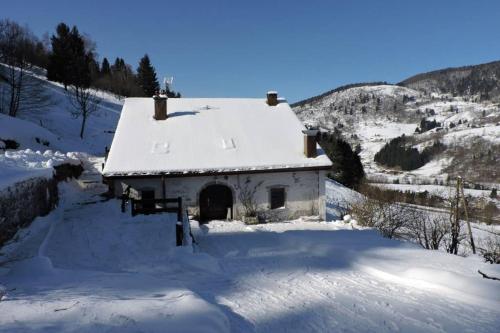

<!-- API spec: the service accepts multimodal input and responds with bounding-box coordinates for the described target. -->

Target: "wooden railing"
[130,197,183,221]
[127,196,187,247]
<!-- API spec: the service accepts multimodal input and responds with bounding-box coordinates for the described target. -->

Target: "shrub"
[479,235,500,264]
[351,199,416,239]
[0,139,19,150]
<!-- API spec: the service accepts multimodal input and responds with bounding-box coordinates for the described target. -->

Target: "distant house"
[102,92,332,221]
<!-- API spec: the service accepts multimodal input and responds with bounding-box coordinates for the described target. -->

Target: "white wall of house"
[111,170,327,220]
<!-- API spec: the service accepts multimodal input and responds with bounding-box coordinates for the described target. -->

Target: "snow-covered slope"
[293,83,500,185]
[0,68,123,155]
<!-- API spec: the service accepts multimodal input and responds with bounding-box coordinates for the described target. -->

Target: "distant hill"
[291,82,391,108]
[398,60,500,101]
[292,60,500,184]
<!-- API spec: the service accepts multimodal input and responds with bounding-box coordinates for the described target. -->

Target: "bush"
[419,118,441,132]
[0,138,19,149]
[351,199,417,239]
[479,235,500,264]
[406,214,450,250]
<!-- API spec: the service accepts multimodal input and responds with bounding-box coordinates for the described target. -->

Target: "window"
[270,187,285,209]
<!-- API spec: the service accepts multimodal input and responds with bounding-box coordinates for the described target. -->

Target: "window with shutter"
[270,187,285,209]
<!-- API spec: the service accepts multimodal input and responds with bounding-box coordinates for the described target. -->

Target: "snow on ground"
[2,169,499,332]
[441,124,500,145]
[0,149,82,189]
[0,176,229,333]
[190,220,500,332]
[1,67,123,155]
[325,178,363,220]
[0,113,62,151]
[373,183,495,198]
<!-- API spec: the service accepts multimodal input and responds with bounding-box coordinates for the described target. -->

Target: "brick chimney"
[267,91,278,106]
[153,94,167,120]
[302,129,319,158]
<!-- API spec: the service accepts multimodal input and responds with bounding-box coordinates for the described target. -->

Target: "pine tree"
[319,134,365,189]
[136,54,159,97]
[47,23,72,89]
[101,57,110,76]
[67,26,91,88]
[112,57,126,73]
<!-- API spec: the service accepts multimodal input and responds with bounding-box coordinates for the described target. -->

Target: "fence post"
[177,197,182,222]
[176,221,183,246]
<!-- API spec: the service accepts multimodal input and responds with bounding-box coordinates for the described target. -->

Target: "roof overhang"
[103,165,332,180]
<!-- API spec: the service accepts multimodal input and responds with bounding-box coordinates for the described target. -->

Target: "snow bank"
[0,113,60,150]
[325,178,363,220]
[0,149,81,189]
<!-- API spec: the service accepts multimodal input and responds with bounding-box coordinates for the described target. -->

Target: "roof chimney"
[302,129,319,158]
[267,91,278,106]
[153,94,167,120]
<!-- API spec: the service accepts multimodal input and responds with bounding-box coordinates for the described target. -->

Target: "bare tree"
[67,85,101,139]
[377,203,414,239]
[0,19,51,117]
[235,177,263,217]
[351,198,379,227]
[478,235,500,264]
[406,213,450,250]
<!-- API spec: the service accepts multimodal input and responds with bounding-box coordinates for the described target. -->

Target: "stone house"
[102,92,332,221]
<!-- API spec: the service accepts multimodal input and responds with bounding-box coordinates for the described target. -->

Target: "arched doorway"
[199,184,233,221]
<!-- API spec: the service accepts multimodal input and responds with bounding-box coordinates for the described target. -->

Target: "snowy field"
[372,183,496,199]
[1,177,499,332]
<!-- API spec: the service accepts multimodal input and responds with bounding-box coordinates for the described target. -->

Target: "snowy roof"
[103,97,332,176]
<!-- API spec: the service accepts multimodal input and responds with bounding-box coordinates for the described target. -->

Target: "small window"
[270,188,285,209]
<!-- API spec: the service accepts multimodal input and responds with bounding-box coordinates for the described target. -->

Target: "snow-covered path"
[0,160,229,333]
[189,221,500,332]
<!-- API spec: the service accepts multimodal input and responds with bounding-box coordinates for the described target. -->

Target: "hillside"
[399,61,500,101]
[0,67,123,155]
[293,62,500,186]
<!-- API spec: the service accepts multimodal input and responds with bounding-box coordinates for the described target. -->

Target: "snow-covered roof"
[103,97,332,176]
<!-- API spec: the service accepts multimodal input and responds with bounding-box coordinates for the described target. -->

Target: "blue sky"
[4,0,500,102]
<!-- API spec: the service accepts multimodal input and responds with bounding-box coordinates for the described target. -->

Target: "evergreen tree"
[112,57,126,73]
[47,23,92,90]
[47,23,72,89]
[67,26,91,88]
[490,188,498,199]
[136,54,159,96]
[101,57,110,76]
[319,134,364,189]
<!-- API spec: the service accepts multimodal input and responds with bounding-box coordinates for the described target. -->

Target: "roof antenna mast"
[163,76,174,94]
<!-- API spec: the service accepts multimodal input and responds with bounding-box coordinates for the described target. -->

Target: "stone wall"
[111,170,327,221]
[0,164,83,246]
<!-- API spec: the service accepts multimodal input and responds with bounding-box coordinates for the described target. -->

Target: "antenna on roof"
[163,76,174,92]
